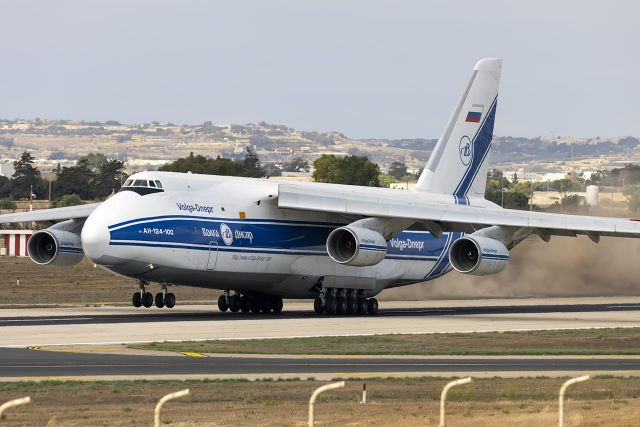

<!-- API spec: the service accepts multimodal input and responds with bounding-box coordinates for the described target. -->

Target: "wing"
[0,203,100,224]
[277,184,640,239]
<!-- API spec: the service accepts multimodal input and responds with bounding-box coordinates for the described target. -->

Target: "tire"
[366,298,379,315]
[313,296,325,314]
[132,292,142,308]
[271,297,283,314]
[325,296,337,315]
[142,292,153,308]
[217,295,228,312]
[240,296,251,313]
[165,292,176,308]
[261,298,272,314]
[346,298,357,315]
[229,295,240,312]
[250,298,262,314]
[336,297,348,315]
[154,292,165,308]
[356,298,367,315]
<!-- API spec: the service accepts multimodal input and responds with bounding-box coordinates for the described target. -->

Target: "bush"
[52,194,84,208]
[0,197,17,210]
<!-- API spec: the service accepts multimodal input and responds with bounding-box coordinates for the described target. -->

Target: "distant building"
[0,230,33,257]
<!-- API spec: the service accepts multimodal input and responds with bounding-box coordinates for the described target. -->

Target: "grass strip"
[128,328,640,356]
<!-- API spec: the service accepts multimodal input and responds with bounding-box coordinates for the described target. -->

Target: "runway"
[2,347,640,380]
[1,297,639,379]
[0,297,639,348]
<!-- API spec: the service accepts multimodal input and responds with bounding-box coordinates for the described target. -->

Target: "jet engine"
[27,229,84,266]
[326,226,387,267]
[449,235,509,275]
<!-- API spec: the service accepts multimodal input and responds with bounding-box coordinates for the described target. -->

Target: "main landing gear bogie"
[314,289,379,316]
[132,281,176,309]
[218,292,283,315]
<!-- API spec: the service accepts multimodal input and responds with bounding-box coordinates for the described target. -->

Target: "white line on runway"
[4,325,640,348]
[1,317,92,323]
[607,305,640,308]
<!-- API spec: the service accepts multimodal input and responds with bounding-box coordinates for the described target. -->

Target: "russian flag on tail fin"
[465,104,484,123]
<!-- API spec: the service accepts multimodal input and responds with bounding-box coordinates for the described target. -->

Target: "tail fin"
[416,58,502,204]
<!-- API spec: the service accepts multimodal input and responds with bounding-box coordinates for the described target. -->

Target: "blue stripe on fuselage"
[108,217,458,266]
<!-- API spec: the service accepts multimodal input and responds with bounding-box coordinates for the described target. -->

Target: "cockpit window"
[118,178,164,195]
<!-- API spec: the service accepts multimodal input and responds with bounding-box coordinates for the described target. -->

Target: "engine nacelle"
[326,226,387,267]
[28,229,84,266]
[449,235,509,275]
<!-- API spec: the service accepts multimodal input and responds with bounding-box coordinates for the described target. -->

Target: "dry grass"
[0,378,639,426]
[0,257,215,306]
[130,328,640,356]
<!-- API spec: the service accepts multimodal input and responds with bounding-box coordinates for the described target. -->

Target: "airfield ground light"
[439,377,472,427]
[153,388,190,427]
[308,381,345,427]
[0,396,31,425]
[559,375,590,427]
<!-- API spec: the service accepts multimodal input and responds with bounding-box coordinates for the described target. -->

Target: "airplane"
[2,58,640,316]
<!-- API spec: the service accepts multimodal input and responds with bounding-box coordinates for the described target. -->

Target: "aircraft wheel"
[346,297,357,315]
[336,297,348,315]
[132,292,142,308]
[240,296,251,313]
[249,298,262,313]
[165,292,176,309]
[366,298,379,315]
[356,298,367,315]
[261,298,272,314]
[325,296,337,315]
[154,292,165,308]
[218,295,228,312]
[229,295,241,313]
[271,297,283,314]
[142,292,153,308]
[313,296,325,314]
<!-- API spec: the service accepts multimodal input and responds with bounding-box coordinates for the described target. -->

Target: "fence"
[0,376,639,426]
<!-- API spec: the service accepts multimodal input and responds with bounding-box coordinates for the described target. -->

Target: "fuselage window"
[155,180,163,188]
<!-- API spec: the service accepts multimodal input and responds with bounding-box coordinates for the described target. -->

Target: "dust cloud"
[381,235,640,300]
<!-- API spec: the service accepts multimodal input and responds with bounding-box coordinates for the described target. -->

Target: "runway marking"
[180,352,208,358]
[1,317,92,323]
[27,346,42,350]
[607,305,640,308]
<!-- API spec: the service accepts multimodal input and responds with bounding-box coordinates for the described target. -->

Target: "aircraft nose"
[81,211,115,265]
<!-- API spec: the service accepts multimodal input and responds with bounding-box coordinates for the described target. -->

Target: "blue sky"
[0,0,638,139]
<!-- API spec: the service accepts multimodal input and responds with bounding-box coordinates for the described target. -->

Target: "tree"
[158,148,264,178]
[52,160,93,199]
[52,193,84,208]
[388,161,408,181]
[262,163,282,177]
[282,157,310,173]
[243,146,264,178]
[312,155,380,186]
[92,158,125,199]
[10,151,46,199]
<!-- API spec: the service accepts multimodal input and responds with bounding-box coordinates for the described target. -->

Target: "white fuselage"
[81,171,493,298]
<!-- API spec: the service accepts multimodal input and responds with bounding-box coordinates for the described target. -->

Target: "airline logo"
[220,223,234,245]
[459,136,473,166]
[465,104,484,123]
